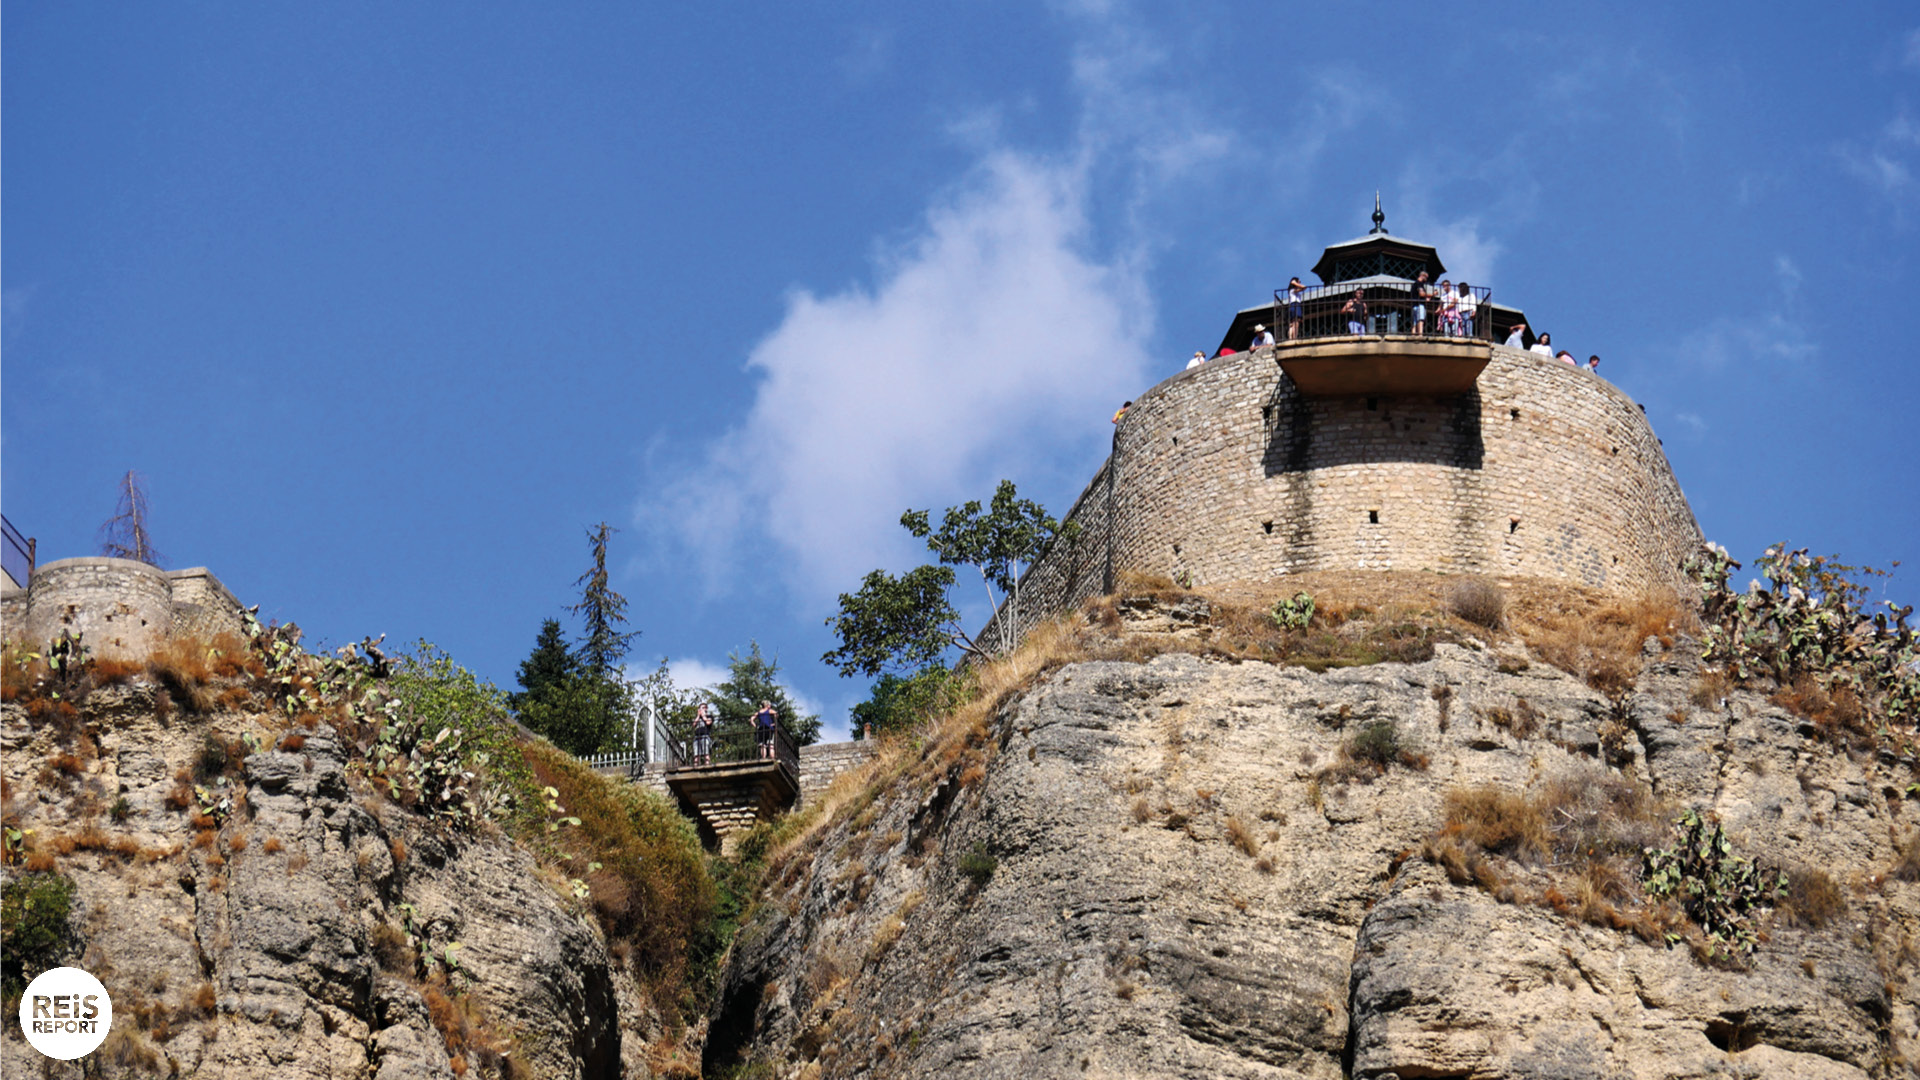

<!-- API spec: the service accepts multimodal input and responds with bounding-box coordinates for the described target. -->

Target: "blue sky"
[6,3,1918,740]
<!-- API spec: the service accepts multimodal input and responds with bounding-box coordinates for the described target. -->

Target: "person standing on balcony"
[1504,322,1528,348]
[1586,355,1602,374]
[1412,272,1433,336]
[1187,351,1206,370]
[1530,331,1555,357]
[1251,323,1274,348]
[1457,283,1479,338]
[1341,291,1368,336]
[1286,278,1306,340]
[692,701,715,766]
[754,700,780,760]
[1439,281,1461,337]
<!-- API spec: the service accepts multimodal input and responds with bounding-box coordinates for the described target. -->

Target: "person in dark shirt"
[1341,292,1368,336]
[753,701,779,760]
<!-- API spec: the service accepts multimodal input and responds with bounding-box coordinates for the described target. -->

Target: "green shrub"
[2,872,78,998]
[1348,721,1400,767]
[959,842,998,885]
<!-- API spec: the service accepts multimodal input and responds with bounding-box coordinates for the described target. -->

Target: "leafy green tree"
[518,674,628,757]
[570,522,640,678]
[512,618,577,712]
[824,479,1072,677]
[848,665,967,740]
[708,642,820,746]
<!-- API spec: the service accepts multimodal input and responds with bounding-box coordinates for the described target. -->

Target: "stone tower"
[996,209,1702,637]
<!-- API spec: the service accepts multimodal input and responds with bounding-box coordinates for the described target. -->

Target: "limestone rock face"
[0,687,661,1079]
[711,641,1918,1079]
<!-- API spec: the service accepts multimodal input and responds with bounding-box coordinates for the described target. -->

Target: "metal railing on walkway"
[1273,282,1495,343]
[2,514,34,590]
[657,717,799,778]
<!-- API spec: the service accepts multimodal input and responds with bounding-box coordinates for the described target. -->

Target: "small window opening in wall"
[1611,446,1619,456]
[1262,521,1274,535]
[1509,517,1521,534]
[1261,404,1273,419]
[1368,510,1379,524]
[1366,397,1379,411]
[1612,555,1620,565]
[1172,436,1179,446]
[1172,543,1181,555]
[1509,408,1520,420]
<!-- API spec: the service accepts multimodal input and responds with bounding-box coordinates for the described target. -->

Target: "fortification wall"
[798,740,878,806]
[3,558,248,658]
[999,344,1700,638]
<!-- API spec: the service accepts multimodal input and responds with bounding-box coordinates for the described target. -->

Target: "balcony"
[1274,335,1491,396]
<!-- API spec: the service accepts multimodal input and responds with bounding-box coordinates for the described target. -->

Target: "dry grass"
[1777,865,1847,929]
[1450,577,1507,630]
[1772,676,1870,744]
[1425,766,1674,936]
[1512,588,1694,696]
[1224,816,1260,858]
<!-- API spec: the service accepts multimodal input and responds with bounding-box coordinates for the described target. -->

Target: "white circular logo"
[18,966,112,1059]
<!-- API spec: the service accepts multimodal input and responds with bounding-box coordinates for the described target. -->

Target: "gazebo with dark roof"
[1211,196,1533,372]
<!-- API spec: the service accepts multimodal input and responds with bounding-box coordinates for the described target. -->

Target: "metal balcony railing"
[1273,283,1495,344]
[658,717,799,778]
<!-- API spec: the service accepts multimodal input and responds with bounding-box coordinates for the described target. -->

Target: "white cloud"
[1672,314,1817,373]
[1674,412,1708,437]
[664,657,731,694]
[656,152,1153,603]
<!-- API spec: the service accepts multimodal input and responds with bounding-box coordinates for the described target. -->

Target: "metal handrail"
[2,514,34,590]
[660,716,798,777]
[1273,282,1495,344]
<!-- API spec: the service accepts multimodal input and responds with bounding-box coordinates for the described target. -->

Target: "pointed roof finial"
[1370,191,1387,235]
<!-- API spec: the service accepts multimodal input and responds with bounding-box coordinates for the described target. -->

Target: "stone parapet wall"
[4,558,247,658]
[989,343,1701,643]
[798,740,878,806]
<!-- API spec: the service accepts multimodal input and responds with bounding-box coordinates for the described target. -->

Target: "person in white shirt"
[1186,351,1206,370]
[1439,281,1460,337]
[1504,322,1528,348]
[1586,355,1601,374]
[1529,331,1555,357]
[1456,283,1479,338]
[1250,323,1274,348]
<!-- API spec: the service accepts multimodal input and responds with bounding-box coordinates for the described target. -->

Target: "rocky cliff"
[708,589,1919,1079]
[1,641,700,1079]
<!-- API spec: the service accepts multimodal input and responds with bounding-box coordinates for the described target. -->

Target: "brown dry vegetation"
[520,741,714,1016]
[1422,767,1684,943]
[1097,571,1694,698]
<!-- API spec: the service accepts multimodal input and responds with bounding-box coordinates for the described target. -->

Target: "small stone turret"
[3,557,247,658]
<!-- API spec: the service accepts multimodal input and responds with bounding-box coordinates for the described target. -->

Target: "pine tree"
[98,470,164,567]
[708,642,821,746]
[512,619,576,712]
[568,522,639,677]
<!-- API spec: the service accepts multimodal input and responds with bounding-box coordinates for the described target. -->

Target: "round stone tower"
[999,210,1702,633]
[18,557,176,660]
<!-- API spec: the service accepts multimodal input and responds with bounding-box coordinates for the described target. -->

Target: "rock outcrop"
[1,683,670,1078]
[711,634,1918,1078]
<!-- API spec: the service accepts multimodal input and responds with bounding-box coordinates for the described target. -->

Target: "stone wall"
[3,558,248,658]
[797,740,878,806]
[992,343,1700,641]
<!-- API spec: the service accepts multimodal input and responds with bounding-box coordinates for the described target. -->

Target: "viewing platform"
[1272,335,1491,396]
[662,720,800,849]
